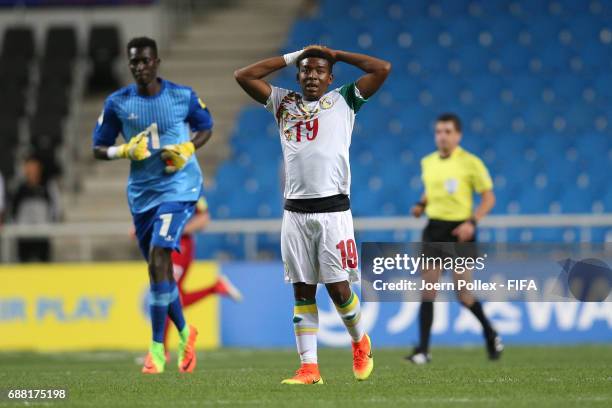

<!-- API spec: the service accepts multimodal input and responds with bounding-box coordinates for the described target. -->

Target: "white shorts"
[281,209,360,285]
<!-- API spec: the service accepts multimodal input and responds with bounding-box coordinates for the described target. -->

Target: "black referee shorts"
[421,219,478,259]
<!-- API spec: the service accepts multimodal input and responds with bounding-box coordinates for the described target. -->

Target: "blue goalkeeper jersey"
[92,78,213,214]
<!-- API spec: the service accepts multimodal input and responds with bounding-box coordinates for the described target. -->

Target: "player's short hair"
[436,113,462,132]
[126,37,158,57]
[296,48,335,72]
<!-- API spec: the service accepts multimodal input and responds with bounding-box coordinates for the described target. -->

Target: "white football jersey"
[265,83,367,199]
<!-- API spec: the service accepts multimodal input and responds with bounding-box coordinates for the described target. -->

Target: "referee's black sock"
[467,301,495,338]
[418,301,434,353]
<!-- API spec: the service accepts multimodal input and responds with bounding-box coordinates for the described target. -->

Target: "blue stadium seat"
[580,42,612,73]
[570,104,603,132]
[257,233,282,258]
[558,0,593,17]
[456,44,493,74]
[510,75,545,104]
[551,74,587,104]
[567,14,604,45]
[423,76,462,103]
[575,132,609,160]
[525,103,564,133]
[590,227,612,242]
[603,189,612,213]
[525,18,563,46]
[498,43,533,73]
[464,76,503,104]
[593,74,612,102]
[475,0,512,17]
[483,16,523,45]
[399,18,442,50]
[194,234,227,260]
[539,43,572,72]
[558,188,595,213]
[435,0,472,18]
[444,17,483,45]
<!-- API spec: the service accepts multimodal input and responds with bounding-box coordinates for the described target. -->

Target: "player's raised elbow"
[379,61,392,76]
[233,68,246,83]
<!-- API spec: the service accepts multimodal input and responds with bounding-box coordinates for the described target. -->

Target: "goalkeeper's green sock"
[180,326,190,342]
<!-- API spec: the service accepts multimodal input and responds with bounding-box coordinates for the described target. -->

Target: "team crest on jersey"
[319,96,333,110]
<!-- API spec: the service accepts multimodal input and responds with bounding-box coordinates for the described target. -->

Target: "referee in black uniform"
[407,113,503,364]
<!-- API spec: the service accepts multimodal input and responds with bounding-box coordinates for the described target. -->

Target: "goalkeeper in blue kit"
[92,37,213,374]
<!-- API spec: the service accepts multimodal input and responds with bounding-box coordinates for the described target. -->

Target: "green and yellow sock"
[293,299,319,364]
[335,291,364,342]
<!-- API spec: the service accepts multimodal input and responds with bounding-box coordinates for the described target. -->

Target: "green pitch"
[1,346,611,407]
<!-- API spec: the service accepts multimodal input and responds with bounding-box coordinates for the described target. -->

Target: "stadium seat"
[444,17,483,45]
[551,74,587,104]
[43,26,78,63]
[456,44,494,75]
[593,74,612,103]
[567,14,604,46]
[526,17,563,47]
[539,43,573,72]
[399,18,442,51]
[483,16,523,45]
[0,116,20,178]
[87,25,121,92]
[36,83,70,117]
[1,26,35,62]
[579,42,611,73]
[30,114,63,150]
[0,84,26,117]
[0,57,30,90]
[39,59,74,87]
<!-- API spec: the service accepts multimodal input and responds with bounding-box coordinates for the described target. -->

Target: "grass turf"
[0,346,611,407]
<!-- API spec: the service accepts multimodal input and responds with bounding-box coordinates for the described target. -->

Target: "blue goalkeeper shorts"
[132,201,196,261]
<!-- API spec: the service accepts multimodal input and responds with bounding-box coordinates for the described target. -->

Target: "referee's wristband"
[468,217,478,226]
[415,201,426,208]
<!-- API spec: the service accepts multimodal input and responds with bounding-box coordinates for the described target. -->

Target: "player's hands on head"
[302,44,337,61]
[118,131,151,161]
[161,141,195,174]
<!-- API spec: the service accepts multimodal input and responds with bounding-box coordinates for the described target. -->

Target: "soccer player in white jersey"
[234,46,390,384]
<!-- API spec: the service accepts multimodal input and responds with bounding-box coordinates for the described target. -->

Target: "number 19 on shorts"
[336,239,358,269]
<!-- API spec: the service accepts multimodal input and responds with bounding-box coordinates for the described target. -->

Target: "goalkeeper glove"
[161,141,195,173]
[114,132,151,161]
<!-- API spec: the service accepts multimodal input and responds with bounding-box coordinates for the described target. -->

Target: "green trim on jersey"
[339,82,368,113]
